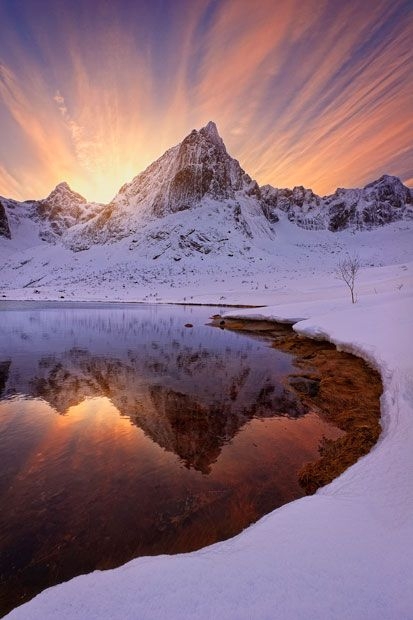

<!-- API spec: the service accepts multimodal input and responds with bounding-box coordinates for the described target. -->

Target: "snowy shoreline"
[5,261,413,620]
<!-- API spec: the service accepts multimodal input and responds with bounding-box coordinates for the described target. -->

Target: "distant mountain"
[0,183,104,245]
[37,182,105,239]
[261,174,413,232]
[0,122,412,254]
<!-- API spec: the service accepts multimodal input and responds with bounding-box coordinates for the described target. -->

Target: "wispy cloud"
[0,164,23,200]
[0,0,411,202]
[53,89,109,179]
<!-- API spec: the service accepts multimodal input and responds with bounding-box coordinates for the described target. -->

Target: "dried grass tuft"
[213,316,382,494]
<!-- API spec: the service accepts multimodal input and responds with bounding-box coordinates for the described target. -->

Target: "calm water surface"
[0,303,341,615]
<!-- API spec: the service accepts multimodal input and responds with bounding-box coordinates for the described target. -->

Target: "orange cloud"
[0,0,411,203]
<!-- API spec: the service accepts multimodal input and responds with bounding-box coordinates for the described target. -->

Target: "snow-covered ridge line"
[0,123,412,304]
[6,270,413,619]
[1,122,412,254]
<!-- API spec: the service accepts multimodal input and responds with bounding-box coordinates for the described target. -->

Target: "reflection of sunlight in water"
[57,396,139,450]
[63,396,129,427]
[0,304,344,615]
[43,396,153,475]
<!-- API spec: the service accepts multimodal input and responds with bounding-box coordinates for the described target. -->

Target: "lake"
[0,303,342,615]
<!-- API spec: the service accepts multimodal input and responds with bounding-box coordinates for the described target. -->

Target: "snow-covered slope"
[0,215,412,303]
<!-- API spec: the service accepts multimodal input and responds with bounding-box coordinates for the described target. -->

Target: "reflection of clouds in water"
[0,306,305,472]
[0,305,344,615]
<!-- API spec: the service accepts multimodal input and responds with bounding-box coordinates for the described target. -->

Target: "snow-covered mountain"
[260,174,413,231]
[0,122,412,251]
[0,121,412,301]
[64,120,277,250]
[115,121,262,217]
[0,183,104,245]
[37,182,105,240]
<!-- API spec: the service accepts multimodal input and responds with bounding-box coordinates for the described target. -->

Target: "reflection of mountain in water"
[144,383,305,474]
[0,306,306,472]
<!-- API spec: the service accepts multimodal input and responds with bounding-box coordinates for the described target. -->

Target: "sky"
[0,0,412,203]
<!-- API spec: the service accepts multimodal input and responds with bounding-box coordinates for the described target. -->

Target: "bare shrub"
[336,254,361,303]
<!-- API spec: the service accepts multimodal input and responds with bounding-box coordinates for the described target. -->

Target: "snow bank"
[6,263,413,620]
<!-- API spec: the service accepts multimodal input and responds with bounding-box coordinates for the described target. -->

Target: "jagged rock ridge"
[261,174,413,232]
[0,123,412,251]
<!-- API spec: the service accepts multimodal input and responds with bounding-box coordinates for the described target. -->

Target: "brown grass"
[212,317,382,494]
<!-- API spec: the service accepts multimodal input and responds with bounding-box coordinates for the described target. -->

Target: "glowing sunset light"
[0,0,412,203]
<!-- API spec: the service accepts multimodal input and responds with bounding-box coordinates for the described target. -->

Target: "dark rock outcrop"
[0,201,11,238]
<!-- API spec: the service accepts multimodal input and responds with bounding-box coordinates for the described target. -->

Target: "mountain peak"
[198,121,224,148]
[45,182,86,204]
[365,174,404,189]
[201,120,219,136]
[106,119,250,225]
[56,181,72,191]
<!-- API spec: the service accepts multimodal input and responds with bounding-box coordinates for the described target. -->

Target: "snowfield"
[3,222,413,619]
[1,215,412,307]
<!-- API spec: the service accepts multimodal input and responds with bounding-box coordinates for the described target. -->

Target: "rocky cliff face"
[114,121,260,218]
[325,175,413,231]
[260,185,324,230]
[65,121,277,249]
[0,201,11,238]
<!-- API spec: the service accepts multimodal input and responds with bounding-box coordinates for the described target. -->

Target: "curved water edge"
[3,302,382,616]
[212,315,383,494]
[4,293,412,620]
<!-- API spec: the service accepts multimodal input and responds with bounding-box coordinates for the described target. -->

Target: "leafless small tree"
[336,254,361,303]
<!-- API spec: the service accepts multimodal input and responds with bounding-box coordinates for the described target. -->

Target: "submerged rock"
[289,376,320,397]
